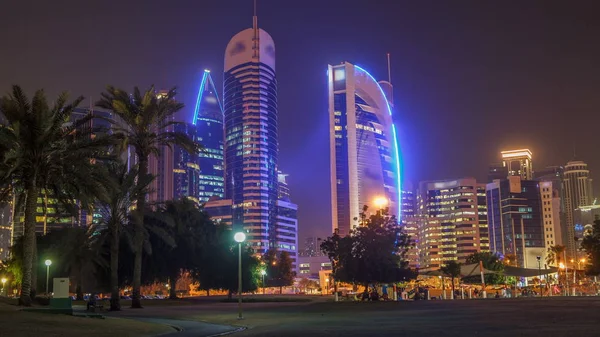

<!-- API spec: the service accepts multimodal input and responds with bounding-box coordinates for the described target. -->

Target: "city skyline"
[1,0,599,241]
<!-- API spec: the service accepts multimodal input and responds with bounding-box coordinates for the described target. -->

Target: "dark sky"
[2,0,600,243]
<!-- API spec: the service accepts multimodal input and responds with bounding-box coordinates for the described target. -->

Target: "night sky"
[2,0,599,243]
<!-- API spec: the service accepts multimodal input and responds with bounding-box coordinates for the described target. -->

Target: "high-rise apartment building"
[563,160,594,259]
[193,70,225,203]
[486,177,545,268]
[501,149,533,180]
[328,62,402,237]
[417,178,488,269]
[400,182,420,268]
[540,181,562,250]
[219,11,297,263]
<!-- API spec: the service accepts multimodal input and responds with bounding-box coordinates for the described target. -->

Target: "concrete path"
[72,305,243,337]
[129,317,244,337]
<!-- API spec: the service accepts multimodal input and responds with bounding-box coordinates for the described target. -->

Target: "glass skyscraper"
[221,13,296,261]
[328,62,402,237]
[193,70,225,203]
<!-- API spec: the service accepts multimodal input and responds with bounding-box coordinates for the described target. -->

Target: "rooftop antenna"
[252,0,259,59]
[387,53,392,84]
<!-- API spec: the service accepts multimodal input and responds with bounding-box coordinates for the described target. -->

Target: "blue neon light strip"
[354,65,403,219]
[192,71,209,125]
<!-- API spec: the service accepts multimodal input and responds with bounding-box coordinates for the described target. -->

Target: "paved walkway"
[73,305,243,337]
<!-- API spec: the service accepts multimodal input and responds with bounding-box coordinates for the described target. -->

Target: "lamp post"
[44,259,52,295]
[233,232,246,320]
[260,270,266,295]
[536,256,542,297]
[1,278,6,296]
[325,277,329,295]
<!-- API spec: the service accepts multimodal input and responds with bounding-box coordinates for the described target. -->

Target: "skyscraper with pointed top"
[193,70,225,203]
[221,4,297,262]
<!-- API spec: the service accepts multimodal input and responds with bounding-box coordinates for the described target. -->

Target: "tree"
[0,86,110,306]
[581,217,600,276]
[95,161,149,311]
[192,226,259,297]
[320,206,416,288]
[546,245,566,267]
[262,249,295,294]
[96,86,201,308]
[440,261,461,298]
[38,227,107,299]
[147,199,214,299]
[464,252,504,285]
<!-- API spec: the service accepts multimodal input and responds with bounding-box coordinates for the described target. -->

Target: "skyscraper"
[501,149,533,180]
[221,9,297,262]
[193,70,225,203]
[486,177,544,268]
[328,62,402,237]
[563,160,594,259]
[417,178,488,269]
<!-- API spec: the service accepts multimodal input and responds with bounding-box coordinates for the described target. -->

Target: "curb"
[206,326,247,337]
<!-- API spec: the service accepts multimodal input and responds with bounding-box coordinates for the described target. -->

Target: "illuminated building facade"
[417,178,488,269]
[501,149,533,180]
[486,177,545,268]
[193,70,225,203]
[563,160,594,259]
[401,182,420,268]
[539,181,562,251]
[220,12,297,263]
[328,62,402,237]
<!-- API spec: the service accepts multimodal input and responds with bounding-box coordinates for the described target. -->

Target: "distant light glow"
[373,196,389,209]
[354,65,402,219]
[45,259,52,266]
[204,69,211,73]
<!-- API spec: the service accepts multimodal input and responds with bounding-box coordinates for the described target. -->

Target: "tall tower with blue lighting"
[221,7,297,264]
[192,70,225,203]
[328,61,402,236]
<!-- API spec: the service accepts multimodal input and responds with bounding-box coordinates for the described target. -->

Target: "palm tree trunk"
[110,221,121,311]
[131,156,148,309]
[31,237,38,297]
[169,274,177,299]
[20,183,38,306]
[451,276,455,299]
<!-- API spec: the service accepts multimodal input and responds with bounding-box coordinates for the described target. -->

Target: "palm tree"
[0,86,111,306]
[96,161,150,311]
[546,245,566,267]
[96,86,201,308]
[441,261,462,299]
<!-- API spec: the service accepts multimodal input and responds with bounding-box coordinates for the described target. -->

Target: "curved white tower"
[328,62,402,236]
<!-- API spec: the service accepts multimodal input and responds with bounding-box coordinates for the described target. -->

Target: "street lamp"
[1,278,6,296]
[325,277,330,295]
[44,259,52,295]
[373,196,388,210]
[260,270,266,295]
[536,256,542,297]
[233,232,246,319]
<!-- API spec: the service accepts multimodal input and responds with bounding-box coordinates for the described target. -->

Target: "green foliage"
[192,226,260,295]
[581,217,600,276]
[0,86,112,305]
[96,85,202,308]
[262,249,295,291]
[441,260,461,296]
[463,252,504,285]
[320,206,417,286]
[546,245,566,267]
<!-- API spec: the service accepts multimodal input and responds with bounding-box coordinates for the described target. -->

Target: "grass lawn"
[183,297,600,337]
[0,303,173,337]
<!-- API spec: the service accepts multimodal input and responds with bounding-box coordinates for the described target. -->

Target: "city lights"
[373,196,389,209]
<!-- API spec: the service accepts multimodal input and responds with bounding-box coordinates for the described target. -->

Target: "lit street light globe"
[45,259,52,267]
[234,232,246,243]
[260,270,266,276]
[373,196,388,209]
[1,278,6,285]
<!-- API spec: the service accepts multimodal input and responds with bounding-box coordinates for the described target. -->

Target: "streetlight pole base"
[237,316,244,320]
